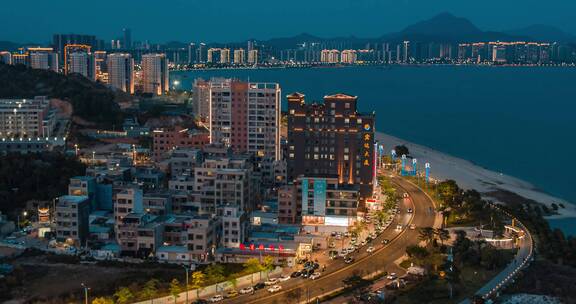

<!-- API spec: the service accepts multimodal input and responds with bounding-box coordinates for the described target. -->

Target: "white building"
[0,96,55,138]
[247,50,258,65]
[68,51,96,80]
[233,49,245,64]
[29,48,59,72]
[107,53,134,94]
[141,53,169,95]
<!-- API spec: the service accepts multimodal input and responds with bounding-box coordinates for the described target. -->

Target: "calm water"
[171,66,576,235]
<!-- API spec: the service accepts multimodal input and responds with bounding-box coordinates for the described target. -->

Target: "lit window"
[344,118,349,123]
[314,154,319,160]
[344,155,349,160]
[289,153,294,158]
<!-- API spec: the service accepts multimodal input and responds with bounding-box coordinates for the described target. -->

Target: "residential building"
[0,51,12,65]
[152,126,209,160]
[278,185,298,224]
[52,34,97,60]
[219,206,249,248]
[55,195,90,246]
[192,78,211,121]
[141,53,169,95]
[28,48,59,72]
[247,49,258,65]
[0,96,56,138]
[233,49,245,64]
[207,78,281,161]
[68,51,96,80]
[113,187,143,224]
[286,93,375,203]
[107,53,134,94]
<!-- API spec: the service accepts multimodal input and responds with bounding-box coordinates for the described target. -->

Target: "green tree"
[405,245,430,266]
[92,297,114,304]
[419,227,436,246]
[114,287,134,304]
[262,255,275,271]
[243,258,264,273]
[205,264,225,284]
[394,145,409,157]
[169,279,181,304]
[436,228,450,246]
[140,279,159,303]
[190,271,206,298]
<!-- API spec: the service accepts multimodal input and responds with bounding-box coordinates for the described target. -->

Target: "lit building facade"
[107,53,134,94]
[286,93,375,204]
[0,96,55,138]
[141,53,169,95]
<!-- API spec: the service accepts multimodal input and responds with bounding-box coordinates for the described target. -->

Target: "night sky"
[2,0,575,43]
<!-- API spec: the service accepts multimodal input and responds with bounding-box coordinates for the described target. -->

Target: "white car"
[209,295,224,302]
[409,224,416,230]
[267,285,282,293]
[264,278,279,286]
[310,273,321,280]
[278,275,291,282]
[239,287,254,294]
[396,224,403,231]
[387,273,397,280]
[366,246,375,253]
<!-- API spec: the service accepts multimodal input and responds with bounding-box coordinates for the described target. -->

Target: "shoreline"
[375,132,576,220]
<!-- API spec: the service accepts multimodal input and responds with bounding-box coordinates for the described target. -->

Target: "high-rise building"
[0,51,12,65]
[247,49,258,65]
[188,43,196,64]
[220,48,230,64]
[321,49,340,63]
[286,93,375,203]
[122,28,132,49]
[207,78,281,160]
[107,53,134,94]
[340,50,357,64]
[94,51,108,82]
[11,53,28,66]
[52,34,97,60]
[68,51,96,80]
[192,78,211,121]
[196,43,206,63]
[233,49,245,64]
[141,53,169,95]
[28,47,59,72]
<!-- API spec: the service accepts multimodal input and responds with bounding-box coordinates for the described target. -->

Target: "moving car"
[239,287,254,294]
[409,224,416,230]
[264,278,279,286]
[366,246,375,253]
[382,239,390,245]
[407,208,413,213]
[267,285,282,293]
[344,256,355,264]
[209,295,224,302]
[396,224,403,231]
[310,273,321,280]
[387,273,397,280]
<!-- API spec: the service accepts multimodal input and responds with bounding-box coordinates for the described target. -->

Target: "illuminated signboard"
[363,132,372,166]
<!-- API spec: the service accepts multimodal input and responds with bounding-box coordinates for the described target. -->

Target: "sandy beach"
[376,132,576,219]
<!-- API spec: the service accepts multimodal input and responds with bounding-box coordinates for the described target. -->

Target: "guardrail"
[459,203,534,303]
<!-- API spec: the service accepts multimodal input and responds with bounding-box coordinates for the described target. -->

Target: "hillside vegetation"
[0,63,125,126]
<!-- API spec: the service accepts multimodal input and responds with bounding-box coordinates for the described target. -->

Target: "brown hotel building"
[286,93,375,206]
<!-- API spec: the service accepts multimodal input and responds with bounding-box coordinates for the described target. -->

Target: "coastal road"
[225,176,438,304]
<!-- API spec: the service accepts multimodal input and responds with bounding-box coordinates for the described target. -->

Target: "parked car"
[253,282,266,290]
[382,239,390,245]
[225,290,238,298]
[302,269,314,278]
[396,224,403,231]
[239,287,254,294]
[366,246,375,253]
[279,275,291,282]
[310,273,321,280]
[407,208,413,213]
[193,300,208,304]
[209,295,224,302]
[290,271,302,278]
[264,278,279,286]
[267,285,282,293]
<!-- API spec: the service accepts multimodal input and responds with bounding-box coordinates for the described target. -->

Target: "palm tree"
[436,228,450,246]
[419,227,436,246]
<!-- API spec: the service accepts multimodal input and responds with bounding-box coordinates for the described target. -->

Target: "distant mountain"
[505,24,576,43]
[382,13,525,43]
[0,41,24,51]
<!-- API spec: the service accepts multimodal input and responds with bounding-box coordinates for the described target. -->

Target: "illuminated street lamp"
[81,283,90,304]
[74,143,79,157]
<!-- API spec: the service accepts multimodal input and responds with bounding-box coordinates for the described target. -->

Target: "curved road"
[225,177,437,304]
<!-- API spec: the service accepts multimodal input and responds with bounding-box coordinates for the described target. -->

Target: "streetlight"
[81,283,90,304]
[92,151,95,164]
[182,264,190,304]
[74,143,79,157]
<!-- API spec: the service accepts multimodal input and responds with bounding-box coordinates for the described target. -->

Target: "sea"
[171,65,576,236]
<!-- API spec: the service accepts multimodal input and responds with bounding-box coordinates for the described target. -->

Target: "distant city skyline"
[2,0,576,44]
